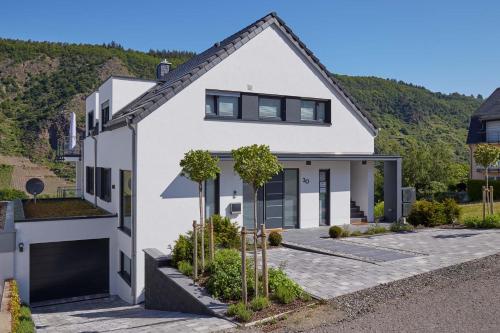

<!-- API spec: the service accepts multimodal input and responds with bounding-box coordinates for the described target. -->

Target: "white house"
[10,12,402,306]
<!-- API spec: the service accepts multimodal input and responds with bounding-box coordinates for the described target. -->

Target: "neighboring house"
[11,12,402,306]
[467,88,500,180]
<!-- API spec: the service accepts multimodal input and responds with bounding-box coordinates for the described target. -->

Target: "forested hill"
[0,38,481,177]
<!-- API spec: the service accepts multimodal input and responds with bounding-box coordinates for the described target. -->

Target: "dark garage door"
[30,238,109,303]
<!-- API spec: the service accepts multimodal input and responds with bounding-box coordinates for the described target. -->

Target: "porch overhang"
[212,152,401,162]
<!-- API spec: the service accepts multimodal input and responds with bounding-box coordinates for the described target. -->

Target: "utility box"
[402,187,416,217]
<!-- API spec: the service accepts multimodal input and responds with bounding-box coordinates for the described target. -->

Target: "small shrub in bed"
[210,214,240,249]
[390,223,414,232]
[340,228,351,237]
[329,226,343,238]
[275,284,296,304]
[227,302,253,322]
[268,231,282,246]
[364,225,388,235]
[171,234,193,267]
[250,296,270,311]
[407,200,446,227]
[269,267,308,303]
[442,198,461,224]
[350,230,363,237]
[177,260,193,276]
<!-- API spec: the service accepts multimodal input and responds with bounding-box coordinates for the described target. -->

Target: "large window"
[120,170,132,235]
[301,100,326,122]
[205,175,220,218]
[205,92,240,118]
[96,167,112,202]
[101,101,110,126]
[259,97,283,120]
[119,251,132,286]
[86,166,94,195]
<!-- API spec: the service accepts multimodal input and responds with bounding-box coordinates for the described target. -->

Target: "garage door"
[30,238,109,303]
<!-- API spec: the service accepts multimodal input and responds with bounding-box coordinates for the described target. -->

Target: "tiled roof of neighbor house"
[467,88,500,144]
[106,12,377,133]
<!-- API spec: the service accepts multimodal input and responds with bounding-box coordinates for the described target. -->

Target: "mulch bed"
[249,298,313,323]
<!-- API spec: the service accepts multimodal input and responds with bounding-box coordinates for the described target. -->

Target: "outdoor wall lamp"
[306,160,311,166]
[18,242,24,252]
[233,190,237,199]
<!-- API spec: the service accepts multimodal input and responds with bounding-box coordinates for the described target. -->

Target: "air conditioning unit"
[402,187,416,203]
[230,202,242,215]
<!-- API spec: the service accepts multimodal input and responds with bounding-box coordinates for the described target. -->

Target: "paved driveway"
[269,228,500,299]
[32,297,234,333]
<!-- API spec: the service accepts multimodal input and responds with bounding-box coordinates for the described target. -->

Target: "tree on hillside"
[180,150,220,270]
[232,145,282,298]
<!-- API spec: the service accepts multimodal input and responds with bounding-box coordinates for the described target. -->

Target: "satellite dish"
[26,178,45,202]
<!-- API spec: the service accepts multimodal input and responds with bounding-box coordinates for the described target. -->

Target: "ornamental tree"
[232,144,283,297]
[180,150,220,270]
[473,144,500,188]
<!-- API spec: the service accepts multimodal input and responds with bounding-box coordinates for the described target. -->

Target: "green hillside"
[0,38,481,191]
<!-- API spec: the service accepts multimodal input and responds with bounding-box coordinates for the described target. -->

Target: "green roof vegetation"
[22,198,110,219]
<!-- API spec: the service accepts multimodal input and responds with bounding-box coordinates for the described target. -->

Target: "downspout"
[126,116,138,304]
[90,132,98,206]
[80,136,84,198]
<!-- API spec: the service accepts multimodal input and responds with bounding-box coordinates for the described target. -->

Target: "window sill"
[204,114,239,120]
[118,271,131,286]
[204,116,331,126]
[117,226,131,236]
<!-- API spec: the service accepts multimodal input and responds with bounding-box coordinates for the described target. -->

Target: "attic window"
[205,91,240,118]
[300,100,326,122]
[101,101,110,126]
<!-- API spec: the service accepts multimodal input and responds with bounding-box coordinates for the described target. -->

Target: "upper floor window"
[87,110,94,134]
[205,91,240,118]
[259,97,283,120]
[96,167,112,202]
[101,101,110,126]
[301,100,326,122]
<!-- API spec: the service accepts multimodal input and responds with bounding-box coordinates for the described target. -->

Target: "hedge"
[467,179,500,201]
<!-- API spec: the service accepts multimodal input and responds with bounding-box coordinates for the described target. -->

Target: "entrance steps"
[350,200,367,224]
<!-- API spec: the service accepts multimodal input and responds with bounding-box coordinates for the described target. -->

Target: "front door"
[243,169,299,229]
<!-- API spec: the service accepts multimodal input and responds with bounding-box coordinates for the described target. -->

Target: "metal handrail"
[56,136,82,159]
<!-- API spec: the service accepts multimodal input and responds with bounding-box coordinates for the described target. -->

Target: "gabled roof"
[467,88,500,144]
[106,12,378,133]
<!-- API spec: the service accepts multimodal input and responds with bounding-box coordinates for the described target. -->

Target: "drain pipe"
[126,116,138,304]
[90,132,98,206]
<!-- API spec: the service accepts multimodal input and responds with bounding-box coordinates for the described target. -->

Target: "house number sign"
[302,177,310,184]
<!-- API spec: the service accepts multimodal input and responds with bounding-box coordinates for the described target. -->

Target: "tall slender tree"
[232,144,282,298]
[180,150,220,270]
[474,144,500,189]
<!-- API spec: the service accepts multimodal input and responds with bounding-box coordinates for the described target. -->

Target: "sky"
[1,0,499,97]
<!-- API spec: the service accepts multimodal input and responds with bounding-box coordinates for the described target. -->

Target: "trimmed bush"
[177,260,193,277]
[250,296,269,311]
[442,198,462,224]
[467,179,500,201]
[268,231,282,246]
[0,188,28,201]
[206,249,254,300]
[227,302,253,322]
[210,214,240,249]
[340,228,351,237]
[407,200,446,227]
[329,226,343,238]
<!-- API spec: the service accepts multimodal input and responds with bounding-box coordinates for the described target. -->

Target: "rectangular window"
[86,166,94,195]
[319,170,330,226]
[101,101,110,126]
[301,100,326,122]
[259,97,283,120]
[96,167,112,202]
[205,175,220,218]
[119,251,132,286]
[205,92,240,118]
[87,111,94,135]
[120,170,132,235]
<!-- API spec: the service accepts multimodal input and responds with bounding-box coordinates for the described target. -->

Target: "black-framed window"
[205,92,240,118]
[301,100,326,122]
[259,97,283,120]
[119,251,131,286]
[205,175,220,218]
[101,101,110,126]
[120,170,132,235]
[87,111,94,135]
[86,166,94,195]
[96,167,111,202]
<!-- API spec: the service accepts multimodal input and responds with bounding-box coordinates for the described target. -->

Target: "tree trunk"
[199,182,205,271]
[486,168,489,189]
[253,187,259,298]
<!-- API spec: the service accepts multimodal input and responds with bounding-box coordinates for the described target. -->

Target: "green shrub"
[329,226,343,238]
[364,225,388,235]
[467,179,500,201]
[407,200,446,227]
[0,188,28,201]
[463,214,500,229]
[227,302,253,322]
[442,198,461,224]
[250,296,269,311]
[275,284,296,304]
[350,230,363,237]
[268,231,282,246]
[8,280,21,333]
[374,201,384,218]
[390,223,414,232]
[206,249,254,300]
[171,234,193,267]
[17,305,35,333]
[340,228,351,237]
[177,260,193,277]
[210,214,240,249]
[268,267,307,303]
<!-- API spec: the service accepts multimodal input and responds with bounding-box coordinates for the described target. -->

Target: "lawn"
[459,201,500,222]
[0,164,13,188]
[22,198,109,219]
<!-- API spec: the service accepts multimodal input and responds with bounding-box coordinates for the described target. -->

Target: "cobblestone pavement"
[269,228,500,299]
[31,296,235,333]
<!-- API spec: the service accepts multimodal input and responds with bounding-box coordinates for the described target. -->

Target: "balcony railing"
[56,186,82,198]
[56,136,81,161]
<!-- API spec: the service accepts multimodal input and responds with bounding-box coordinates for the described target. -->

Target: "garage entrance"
[30,238,109,303]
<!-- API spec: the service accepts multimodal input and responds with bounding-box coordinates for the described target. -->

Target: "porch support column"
[383,158,402,222]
